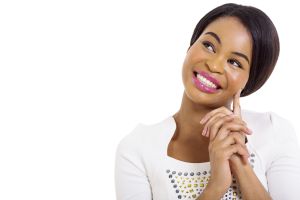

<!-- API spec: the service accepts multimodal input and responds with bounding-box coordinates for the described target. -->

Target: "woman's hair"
[190,3,280,97]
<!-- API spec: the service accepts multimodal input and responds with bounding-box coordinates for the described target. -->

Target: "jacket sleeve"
[114,125,152,200]
[266,113,300,200]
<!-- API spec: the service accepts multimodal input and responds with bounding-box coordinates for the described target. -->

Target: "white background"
[0,0,299,199]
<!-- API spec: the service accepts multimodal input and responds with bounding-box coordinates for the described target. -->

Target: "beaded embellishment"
[166,153,256,199]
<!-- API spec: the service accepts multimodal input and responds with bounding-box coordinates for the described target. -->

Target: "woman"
[115,3,300,200]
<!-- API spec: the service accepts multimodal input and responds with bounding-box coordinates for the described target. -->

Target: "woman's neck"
[172,92,230,143]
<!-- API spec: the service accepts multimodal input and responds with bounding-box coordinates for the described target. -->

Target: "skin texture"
[168,17,272,199]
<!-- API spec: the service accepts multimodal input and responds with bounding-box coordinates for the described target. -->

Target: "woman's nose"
[206,59,225,74]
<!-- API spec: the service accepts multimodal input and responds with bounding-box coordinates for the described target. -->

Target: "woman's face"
[182,16,252,108]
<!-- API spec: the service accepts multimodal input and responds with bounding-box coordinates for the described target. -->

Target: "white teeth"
[196,73,217,89]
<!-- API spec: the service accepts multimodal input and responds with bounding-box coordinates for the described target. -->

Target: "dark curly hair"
[190,3,280,97]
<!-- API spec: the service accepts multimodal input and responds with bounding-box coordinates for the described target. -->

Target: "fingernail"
[205,128,209,137]
[202,127,206,136]
[247,128,253,134]
[200,117,206,124]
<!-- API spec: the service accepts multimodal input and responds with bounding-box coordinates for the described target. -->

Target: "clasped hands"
[199,89,253,192]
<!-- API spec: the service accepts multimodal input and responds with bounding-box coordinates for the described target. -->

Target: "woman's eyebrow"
[204,31,250,64]
[205,32,221,44]
[232,52,250,64]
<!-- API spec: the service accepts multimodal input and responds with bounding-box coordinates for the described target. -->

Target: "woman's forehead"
[201,17,253,59]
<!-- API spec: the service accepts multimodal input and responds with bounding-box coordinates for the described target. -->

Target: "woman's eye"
[202,41,215,53]
[228,59,242,68]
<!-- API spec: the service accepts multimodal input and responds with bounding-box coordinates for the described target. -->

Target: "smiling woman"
[184,16,253,107]
[115,3,300,200]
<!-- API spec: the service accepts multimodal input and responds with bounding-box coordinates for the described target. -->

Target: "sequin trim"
[166,152,256,199]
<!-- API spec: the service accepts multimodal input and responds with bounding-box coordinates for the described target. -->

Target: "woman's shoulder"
[242,109,294,131]
[242,109,298,146]
[116,116,173,153]
[242,109,270,123]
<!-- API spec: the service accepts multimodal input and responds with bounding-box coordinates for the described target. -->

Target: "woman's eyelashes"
[228,58,243,68]
[202,41,215,53]
[202,40,243,69]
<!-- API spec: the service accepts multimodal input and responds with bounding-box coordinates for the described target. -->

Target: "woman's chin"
[185,89,230,108]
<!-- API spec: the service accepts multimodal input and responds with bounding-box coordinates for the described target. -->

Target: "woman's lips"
[192,70,222,94]
[194,70,222,88]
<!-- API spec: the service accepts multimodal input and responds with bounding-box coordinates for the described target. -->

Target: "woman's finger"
[230,131,248,144]
[200,106,233,125]
[207,115,236,140]
[233,89,242,118]
[221,132,247,148]
[213,121,252,141]
[206,115,251,137]
[224,144,250,161]
[230,152,249,165]
[220,132,249,164]
[207,116,251,139]
[202,112,230,136]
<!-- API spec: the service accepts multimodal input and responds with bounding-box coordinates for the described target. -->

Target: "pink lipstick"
[195,70,221,87]
[192,70,221,94]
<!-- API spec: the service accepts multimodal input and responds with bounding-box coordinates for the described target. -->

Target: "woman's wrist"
[197,182,225,200]
[229,155,272,199]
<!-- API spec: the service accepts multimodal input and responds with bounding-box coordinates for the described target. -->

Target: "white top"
[114,110,300,200]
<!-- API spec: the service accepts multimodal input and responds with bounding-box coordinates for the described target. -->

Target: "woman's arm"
[229,112,300,200]
[265,113,300,200]
[230,155,272,200]
[196,184,225,200]
[115,128,152,200]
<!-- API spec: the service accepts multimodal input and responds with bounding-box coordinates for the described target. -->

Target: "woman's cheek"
[228,70,249,88]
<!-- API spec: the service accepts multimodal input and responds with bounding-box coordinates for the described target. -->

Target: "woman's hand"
[200,89,252,139]
[200,89,252,149]
[200,89,252,196]
[205,114,250,195]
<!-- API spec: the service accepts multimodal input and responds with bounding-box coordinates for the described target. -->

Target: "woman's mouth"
[192,71,222,94]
